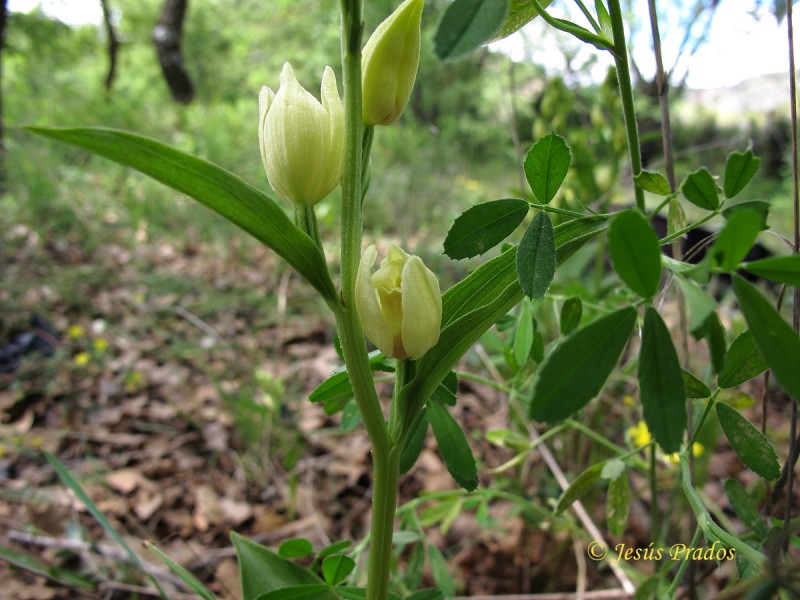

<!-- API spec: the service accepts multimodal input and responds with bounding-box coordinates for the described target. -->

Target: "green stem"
[366,448,400,600]
[607,0,645,212]
[338,3,396,598]
[659,210,719,245]
[664,526,703,597]
[528,0,615,52]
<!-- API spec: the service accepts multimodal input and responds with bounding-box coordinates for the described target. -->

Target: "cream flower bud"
[258,63,344,205]
[356,244,442,359]
[361,0,424,126]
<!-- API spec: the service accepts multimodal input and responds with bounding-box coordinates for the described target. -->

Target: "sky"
[7,0,792,90]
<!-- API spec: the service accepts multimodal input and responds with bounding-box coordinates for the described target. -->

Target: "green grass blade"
[43,450,170,600]
[145,541,219,600]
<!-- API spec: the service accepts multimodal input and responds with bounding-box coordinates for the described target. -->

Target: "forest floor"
[0,218,795,599]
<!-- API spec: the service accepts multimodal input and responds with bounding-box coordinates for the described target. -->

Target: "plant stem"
[338,3,397,598]
[607,0,645,212]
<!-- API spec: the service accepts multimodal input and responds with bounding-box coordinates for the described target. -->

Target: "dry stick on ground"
[454,590,632,600]
[5,531,187,592]
[473,346,636,596]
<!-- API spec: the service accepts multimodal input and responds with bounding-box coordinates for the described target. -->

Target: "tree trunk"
[153,0,194,103]
[100,0,121,94]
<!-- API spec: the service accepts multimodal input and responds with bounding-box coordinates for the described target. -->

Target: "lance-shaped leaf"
[717,403,780,480]
[491,0,555,41]
[724,149,761,199]
[719,330,767,388]
[443,198,529,259]
[428,399,478,491]
[524,133,572,204]
[608,209,662,299]
[711,209,761,272]
[743,255,800,287]
[733,276,800,402]
[27,126,337,302]
[639,307,687,454]
[681,167,719,211]
[633,170,671,195]
[530,307,637,423]
[434,0,509,60]
[516,211,556,298]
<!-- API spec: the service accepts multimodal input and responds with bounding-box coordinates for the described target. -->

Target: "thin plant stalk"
[784,0,800,554]
[607,0,645,212]
[338,2,400,598]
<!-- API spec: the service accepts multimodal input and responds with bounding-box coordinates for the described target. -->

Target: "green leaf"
[556,462,604,514]
[639,307,687,453]
[428,399,479,491]
[743,255,800,287]
[432,371,458,406]
[608,210,662,299]
[0,544,96,591]
[711,209,762,272]
[530,307,636,422]
[554,215,609,264]
[524,133,572,204]
[27,127,336,302]
[321,555,355,587]
[676,276,716,332]
[668,198,687,235]
[317,540,353,560]
[723,200,770,230]
[716,403,780,480]
[309,352,393,405]
[681,167,720,211]
[516,211,556,298]
[513,299,534,366]
[682,370,711,399]
[145,542,217,600]
[724,479,768,538]
[434,0,509,60]
[491,0,555,40]
[428,545,456,597]
[719,330,768,388]
[400,409,429,474]
[733,276,800,402]
[335,588,402,600]
[724,149,761,198]
[255,585,331,600]
[405,590,444,600]
[43,451,168,599]
[231,532,327,600]
[702,311,727,373]
[633,170,671,195]
[594,0,614,39]
[443,198,529,259]
[606,473,631,537]
[560,296,582,335]
[278,539,314,559]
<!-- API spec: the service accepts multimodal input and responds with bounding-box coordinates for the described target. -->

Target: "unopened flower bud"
[356,244,442,359]
[259,63,344,205]
[361,0,424,126]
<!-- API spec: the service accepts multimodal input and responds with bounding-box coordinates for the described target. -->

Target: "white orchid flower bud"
[258,63,344,205]
[361,0,424,126]
[356,244,442,360]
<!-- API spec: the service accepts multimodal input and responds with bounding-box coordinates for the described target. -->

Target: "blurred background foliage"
[2,0,794,277]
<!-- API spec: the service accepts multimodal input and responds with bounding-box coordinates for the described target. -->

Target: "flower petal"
[356,245,395,357]
[400,255,442,359]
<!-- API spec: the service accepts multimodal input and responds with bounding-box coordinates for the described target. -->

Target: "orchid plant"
[30,0,800,598]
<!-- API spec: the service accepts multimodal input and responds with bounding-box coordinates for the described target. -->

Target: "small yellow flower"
[623,394,635,407]
[691,442,704,457]
[93,338,109,352]
[67,325,85,340]
[627,420,652,448]
[356,244,442,360]
[73,352,90,366]
[124,370,146,393]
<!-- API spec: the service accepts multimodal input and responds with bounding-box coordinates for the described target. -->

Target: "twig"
[785,0,800,555]
[454,591,632,600]
[5,530,184,590]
